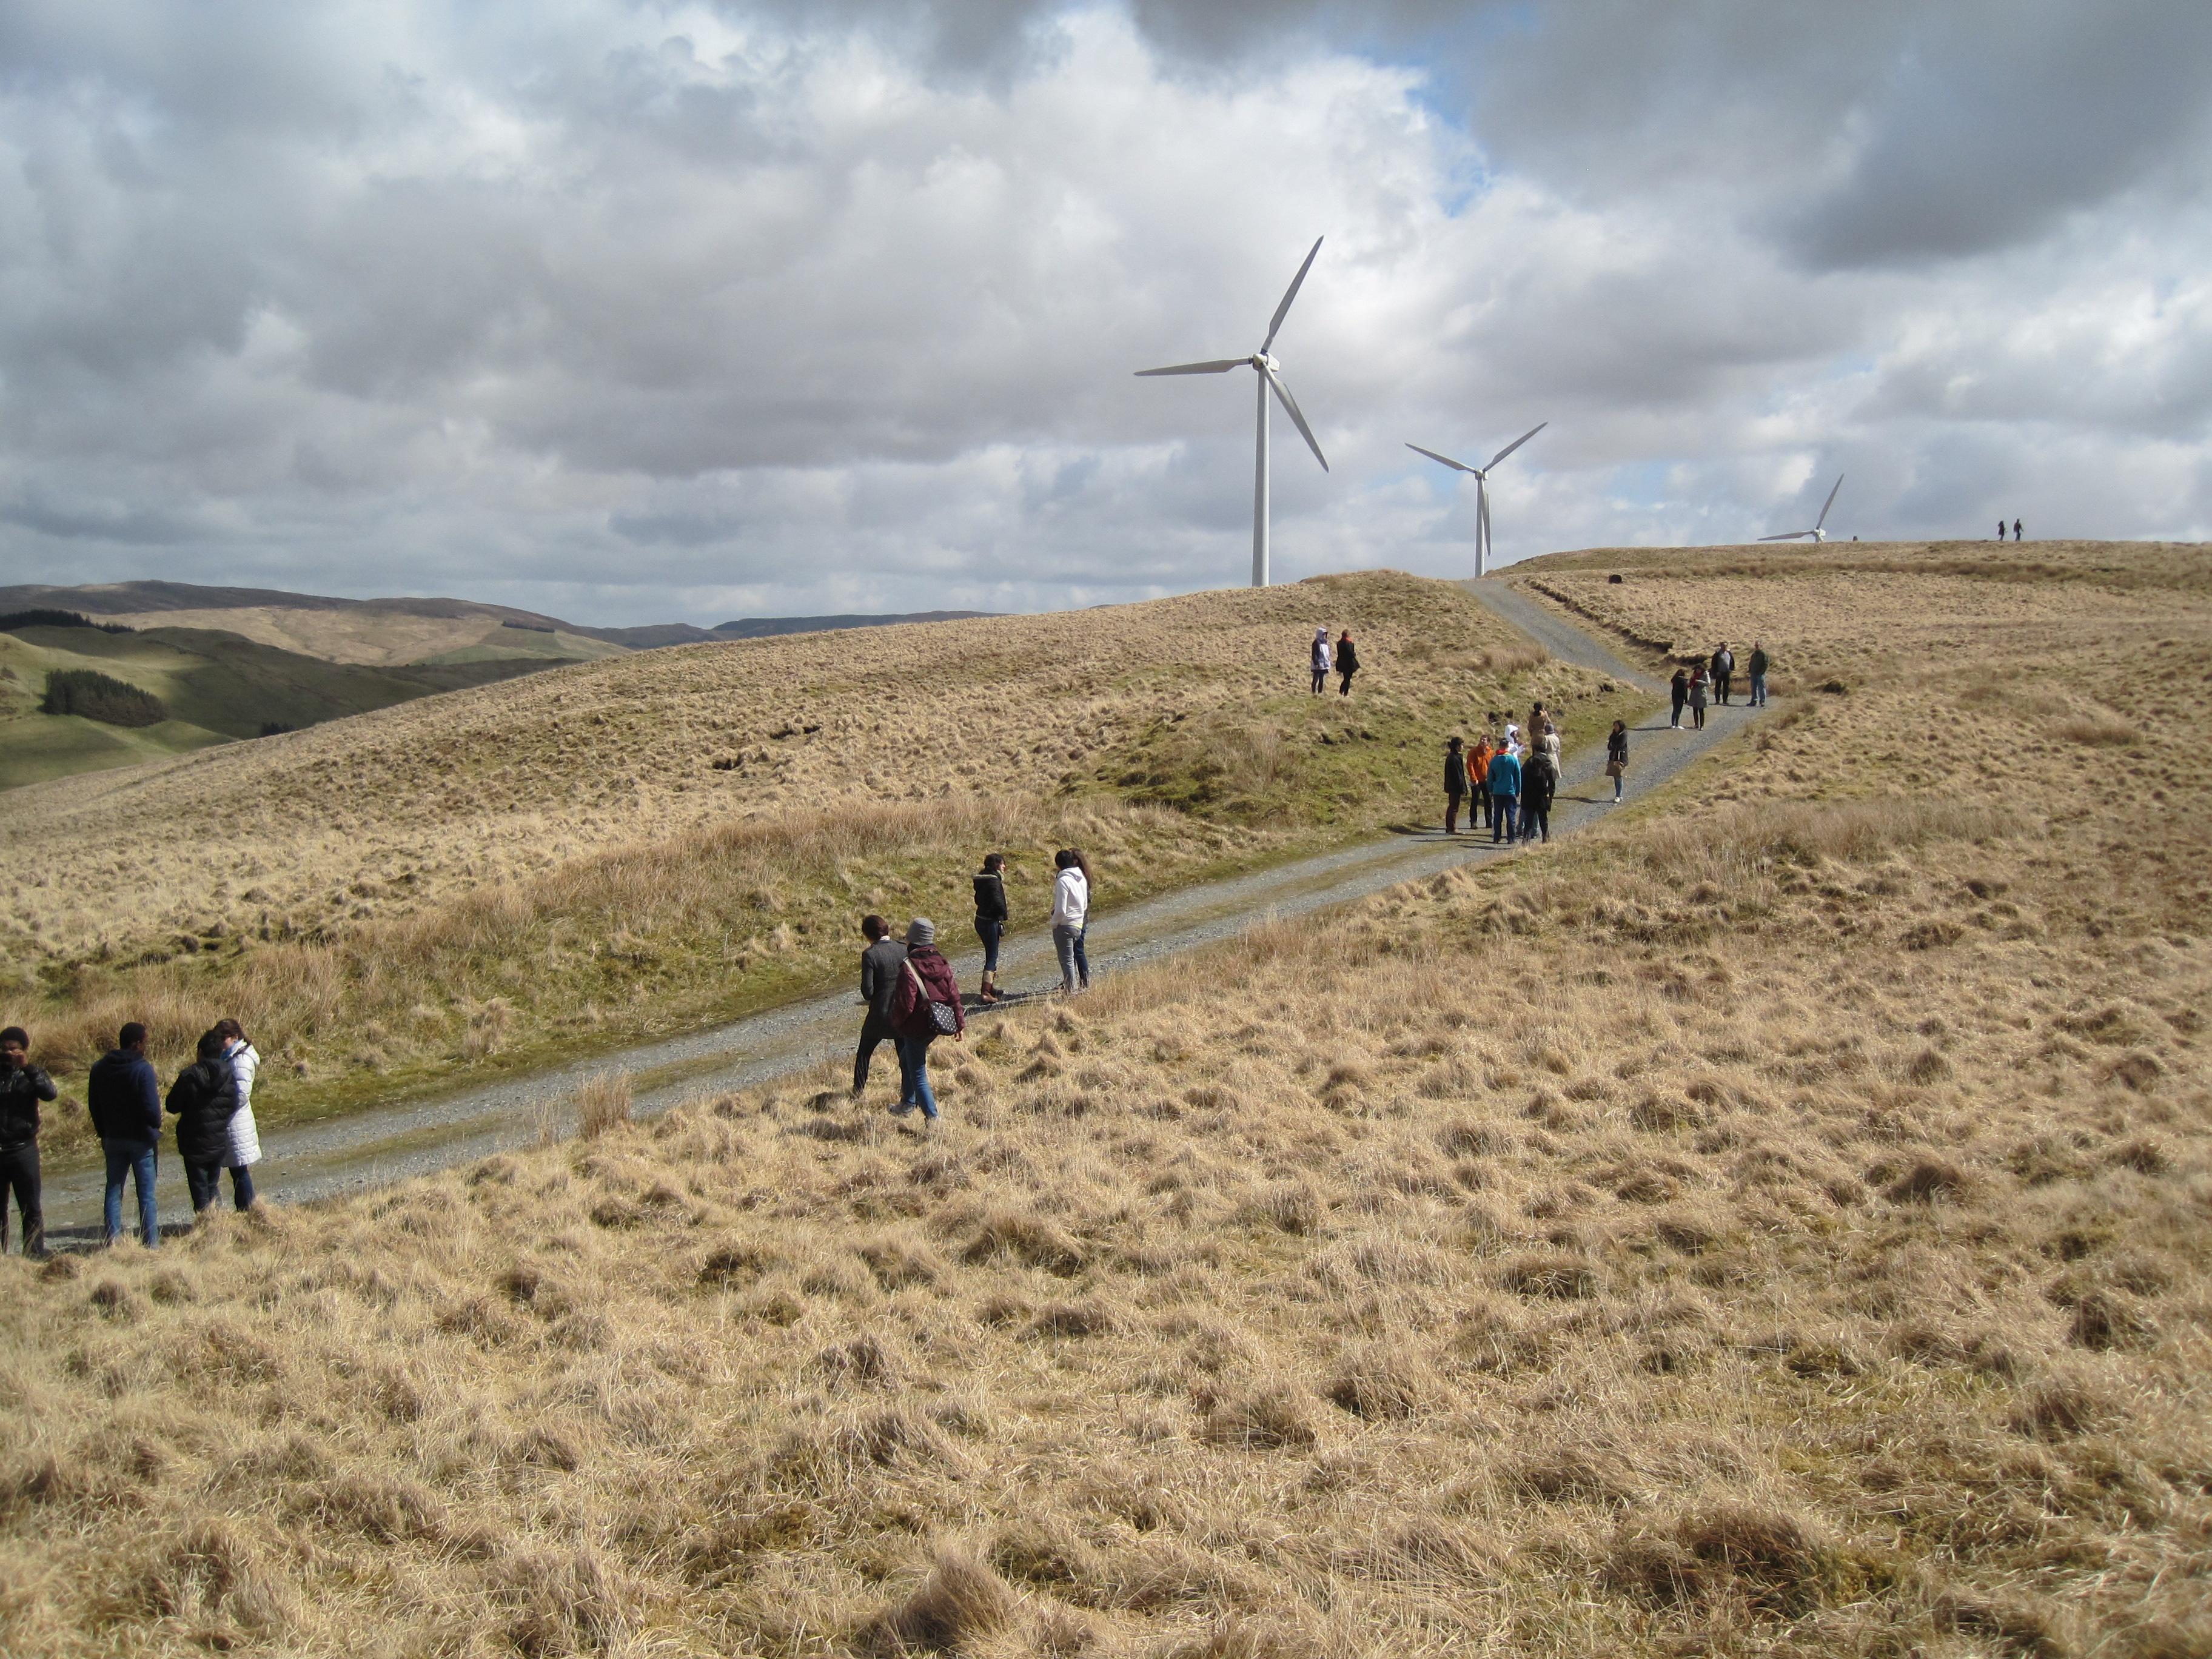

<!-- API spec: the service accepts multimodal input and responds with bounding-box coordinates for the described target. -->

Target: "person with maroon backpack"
[889,918,963,1122]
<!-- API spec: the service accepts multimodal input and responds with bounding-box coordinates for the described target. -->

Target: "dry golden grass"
[4,572,1619,1143]
[3,546,2207,1657]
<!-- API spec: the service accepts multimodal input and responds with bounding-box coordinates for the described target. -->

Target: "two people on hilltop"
[1308,626,1361,695]
[1999,519,2023,541]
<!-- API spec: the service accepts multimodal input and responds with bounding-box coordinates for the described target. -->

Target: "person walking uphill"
[1,1027,56,1258]
[88,1023,164,1247]
[853,915,907,1096]
[973,854,1008,1004]
[1310,628,1332,694]
[1486,743,1522,844]
[214,1019,260,1211]
[1335,629,1359,695]
[1051,850,1090,993]
[889,919,963,1122]
[167,1029,240,1216]
[1606,719,1629,803]
[1521,742,1558,843]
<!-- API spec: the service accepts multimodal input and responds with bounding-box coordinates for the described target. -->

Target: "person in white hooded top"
[1050,848,1090,993]
[213,1017,260,1210]
[1309,628,1332,695]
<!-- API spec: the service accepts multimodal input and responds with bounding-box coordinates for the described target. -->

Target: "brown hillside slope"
[2,548,2205,1657]
[4,572,1609,1138]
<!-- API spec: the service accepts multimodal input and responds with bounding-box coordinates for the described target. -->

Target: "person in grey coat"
[854,914,908,1096]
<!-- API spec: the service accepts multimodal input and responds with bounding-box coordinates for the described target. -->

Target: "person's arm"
[136,1062,162,1139]
[25,1064,56,1103]
[861,952,880,1007]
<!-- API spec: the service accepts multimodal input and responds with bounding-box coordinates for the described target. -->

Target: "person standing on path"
[1486,744,1522,844]
[889,919,962,1122]
[1669,668,1689,729]
[213,1019,261,1211]
[166,1030,239,1217]
[1444,737,1468,834]
[1051,850,1090,994]
[0,1026,56,1258]
[972,854,1008,1004]
[1310,628,1332,694]
[1335,629,1359,695]
[1748,641,1770,708]
[88,1023,163,1247]
[1470,733,1495,832]
[1687,666,1709,730]
[1521,744,1557,843]
[853,915,907,1096]
[1712,643,1735,705]
[1606,719,1629,803]
[1069,850,1096,990]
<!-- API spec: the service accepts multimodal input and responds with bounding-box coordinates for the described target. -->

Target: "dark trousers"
[975,917,1003,974]
[1338,669,1354,695]
[1492,796,1518,843]
[1475,783,1492,829]
[1692,703,1706,729]
[103,1140,160,1246]
[1671,694,1686,726]
[1310,668,1326,694]
[1524,805,1551,842]
[226,1166,256,1210]
[1073,927,1090,988]
[854,1010,897,1092]
[1716,671,1732,704]
[1445,790,1463,833]
[184,1161,228,1215]
[0,1142,40,1257]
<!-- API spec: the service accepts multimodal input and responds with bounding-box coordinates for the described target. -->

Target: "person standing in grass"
[1335,629,1359,695]
[853,914,907,1096]
[1748,641,1770,707]
[1606,719,1629,803]
[1669,668,1689,728]
[1444,737,1468,834]
[213,1019,261,1211]
[1469,732,1495,831]
[889,919,962,1122]
[1687,665,1709,730]
[0,1026,56,1258]
[1521,742,1557,842]
[1486,743,1521,844]
[166,1029,240,1216]
[1310,627,1332,694]
[973,854,1008,1004]
[1050,850,1089,993]
[89,1023,163,1247]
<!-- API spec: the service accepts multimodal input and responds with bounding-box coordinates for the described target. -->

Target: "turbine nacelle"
[1759,472,1845,544]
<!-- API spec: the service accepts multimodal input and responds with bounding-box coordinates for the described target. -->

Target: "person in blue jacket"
[1486,745,1522,844]
[88,1022,164,1247]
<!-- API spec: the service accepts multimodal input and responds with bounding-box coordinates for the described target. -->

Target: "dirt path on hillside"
[42,581,1752,1239]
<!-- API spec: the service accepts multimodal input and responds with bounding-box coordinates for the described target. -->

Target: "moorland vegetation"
[0,541,2204,1657]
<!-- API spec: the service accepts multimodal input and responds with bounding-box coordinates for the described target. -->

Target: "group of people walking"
[1310,627,1359,695]
[853,848,1096,1122]
[1669,640,1769,728]
[0,1018,262,1256]
[1441,703,1629,845]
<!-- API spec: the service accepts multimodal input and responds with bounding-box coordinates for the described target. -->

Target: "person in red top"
[889,918,963,1121]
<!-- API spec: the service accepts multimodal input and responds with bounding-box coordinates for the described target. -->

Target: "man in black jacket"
[854,914,908,1096]
[1,1025,57,1258]
[89,1022,164,1247]
[1521,748,1558,843]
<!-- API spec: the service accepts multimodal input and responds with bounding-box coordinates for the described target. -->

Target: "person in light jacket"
[166,1030,239,1216]
[213,1018,261,1211]
[1310,627,1332,694]
[88,1022,163,1247]
[1687,666,1709,730]
[1051,849,1090,993]
[888,919,963,1122]
[0,1026,56,1258]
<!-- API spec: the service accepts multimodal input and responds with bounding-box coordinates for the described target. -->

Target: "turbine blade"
[1758,531,1810,542]
[1815,472,1844,529]
[1404,441,1473,472]
[1264,365,1327,472]
[1486,421,1547,471]
[1135,358,1245,376]
[1259,236,1323,355]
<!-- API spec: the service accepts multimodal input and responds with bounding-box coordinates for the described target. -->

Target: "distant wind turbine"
[1136,236,1329,588]
[1404,423,1547,577]
[1760,474,1845,543]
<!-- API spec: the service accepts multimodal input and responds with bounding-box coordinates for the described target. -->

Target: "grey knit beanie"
[905,917,936,947]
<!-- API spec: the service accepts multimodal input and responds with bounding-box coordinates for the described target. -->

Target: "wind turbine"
[1404,423,1547,577]
[1760,473,1845,543]
[1136,236,1329,588]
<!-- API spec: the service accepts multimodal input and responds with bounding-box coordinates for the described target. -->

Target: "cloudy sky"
[2,1,2208,624]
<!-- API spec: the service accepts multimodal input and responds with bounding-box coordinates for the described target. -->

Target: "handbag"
[903,959,961,1036]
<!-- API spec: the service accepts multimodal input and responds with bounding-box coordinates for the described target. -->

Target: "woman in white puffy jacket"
[214,1018,261,1210]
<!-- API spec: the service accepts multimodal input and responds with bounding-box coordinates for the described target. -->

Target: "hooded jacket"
[1486,749,1523,797]
[166,1054,239,1167]
[972,870,1008,923]
[1523,751,1558,813]
[1051,866,1089,930]
[87,1048,163,1145]
[0,1060,58,1150]
[890,945,965,1041]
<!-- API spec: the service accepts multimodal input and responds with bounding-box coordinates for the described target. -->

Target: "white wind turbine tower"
[1404,423,1547,578]
[1136,236,1329,588]
[1759,473,1845,543]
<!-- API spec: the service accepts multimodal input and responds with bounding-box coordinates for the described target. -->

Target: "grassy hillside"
[0,572,1615,1150]
[2,545,2204,1657]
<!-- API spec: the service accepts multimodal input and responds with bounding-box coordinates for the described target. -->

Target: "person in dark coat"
[1335,630,1359,695]
[2013,518,2022,541]
[853,914,907,1096]
[1521,746,1558,842]
[0,1026,57,1258]
[1747,642,1771,707]
[889,919,963,1122]
[1606,719,1629,803]
[1443,737,1468,834]
[1669,668,1689,729]
[973,853,1008,1004]
[88,1022,164,1247]
[166,1029,239,1215]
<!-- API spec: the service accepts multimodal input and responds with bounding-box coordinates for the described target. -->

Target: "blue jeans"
[104,1141,159,1246]
[896,1034,939,1119]
[975,917,1003,973]
[1492,796,1518,842]
[1750,672,1767,706]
